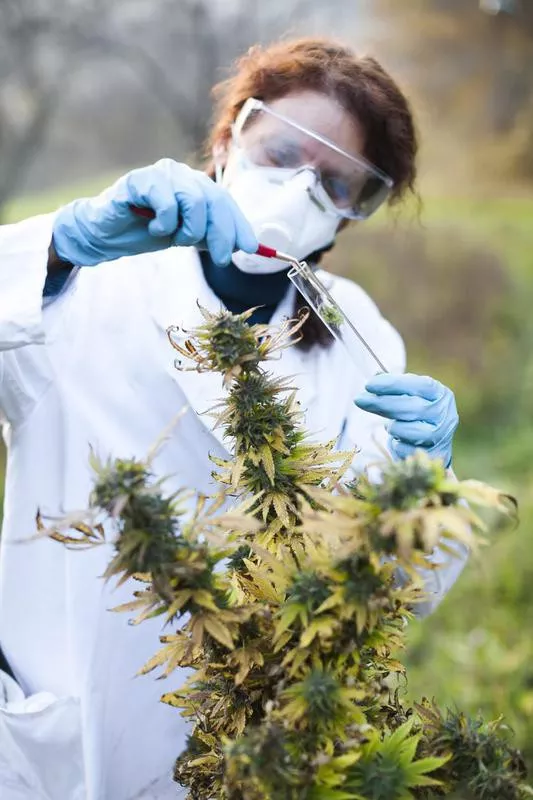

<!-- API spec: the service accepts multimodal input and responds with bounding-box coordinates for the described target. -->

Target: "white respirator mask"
[213,97,393,274]
[217,148,340,274]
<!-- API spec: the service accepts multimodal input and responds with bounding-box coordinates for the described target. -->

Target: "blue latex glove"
[52,159,257,268]
[354,373,459,468]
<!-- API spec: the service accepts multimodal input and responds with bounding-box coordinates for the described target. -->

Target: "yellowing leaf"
[231,453,246,489]
[330,751,361,769]
[314,592,343,615]
[234,706,247,736]
[190,616,205,647]
[281,696,308,724]
[299,617,336,648]
[272,493,292,528]
[273,630,293,653]
[160,691,183,709]
[260,445,276,485]
[187,754,220,768]
[284,648,311,676]
[138,643,177,676]
[203,615,235,650]
[166,590,193,618]
[192,589,219,612]
[274,604,303,640]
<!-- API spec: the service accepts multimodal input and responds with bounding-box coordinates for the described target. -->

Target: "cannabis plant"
[43,307,531,800]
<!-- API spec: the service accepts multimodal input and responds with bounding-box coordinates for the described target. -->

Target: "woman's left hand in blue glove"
[354,373,459,468]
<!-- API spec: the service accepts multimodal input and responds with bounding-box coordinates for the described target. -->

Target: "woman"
[0,39,462,799]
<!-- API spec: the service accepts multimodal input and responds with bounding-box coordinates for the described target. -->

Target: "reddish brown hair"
[206,38,419,349]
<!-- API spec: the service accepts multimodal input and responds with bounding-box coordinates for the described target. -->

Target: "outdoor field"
[2,177,533,768]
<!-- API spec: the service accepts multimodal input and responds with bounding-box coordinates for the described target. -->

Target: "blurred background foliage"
[1,0,532,774]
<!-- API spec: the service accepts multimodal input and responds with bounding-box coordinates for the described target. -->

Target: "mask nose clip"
[306,184,327,213]
[294,164,319,185]
[294,166,327,213]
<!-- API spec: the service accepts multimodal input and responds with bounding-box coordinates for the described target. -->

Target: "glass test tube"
[287,260,389,377]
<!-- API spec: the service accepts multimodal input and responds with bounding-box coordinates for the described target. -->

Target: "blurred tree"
[0,0,115,216]
[374,0,533,179]
[0,0,345,217]
[104,0,314,157]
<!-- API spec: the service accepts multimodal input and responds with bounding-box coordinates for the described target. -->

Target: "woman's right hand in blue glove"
[52,159,258,268]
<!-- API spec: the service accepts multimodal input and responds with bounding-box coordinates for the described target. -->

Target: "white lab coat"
[0,213,468,799]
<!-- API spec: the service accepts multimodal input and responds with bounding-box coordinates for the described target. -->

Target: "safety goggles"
[231,97,394,220]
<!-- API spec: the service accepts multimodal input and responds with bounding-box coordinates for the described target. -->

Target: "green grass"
[422,195,533,280]
[1,176,533,771]
[404,490,533,767]
[3,171,122,224]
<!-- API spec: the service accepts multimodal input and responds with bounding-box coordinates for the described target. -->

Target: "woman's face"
[224,91,370,221]
[217,91,368,273]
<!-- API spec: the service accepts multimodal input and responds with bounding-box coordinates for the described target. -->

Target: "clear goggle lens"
[232,98,394,220]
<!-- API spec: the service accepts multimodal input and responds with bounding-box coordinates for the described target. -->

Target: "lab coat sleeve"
[0,213,60,428]
[336,302,468,616]
[407,504,469,618]
[0,213,56,351]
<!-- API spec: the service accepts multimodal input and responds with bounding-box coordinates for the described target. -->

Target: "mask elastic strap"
[213,144,225,184]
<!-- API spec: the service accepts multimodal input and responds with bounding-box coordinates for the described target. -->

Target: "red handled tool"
[129,204,287,263]
[129,205,387,373]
